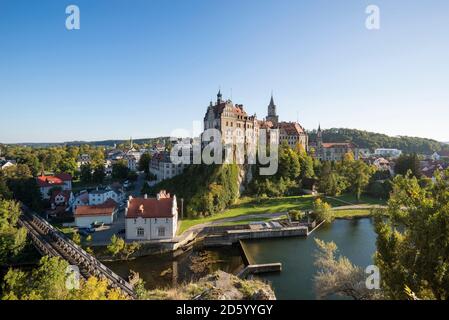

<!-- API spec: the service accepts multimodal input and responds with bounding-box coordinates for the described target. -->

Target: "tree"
[92,164,105,184]
[394,154,421,178]
[349,160,374,201]
[107,234,125,256]
[0,200,27,263]
[138,152,152,174]
[79,163,93,183]
[319,162,348,196]
[72,231,81,245]
[314,239,379,300]
[57,156,77,177]
[112,160,129,180]
[1,256,127,300]
[312,198,334,223]
[374,169,449,299]
[107,235,140,260]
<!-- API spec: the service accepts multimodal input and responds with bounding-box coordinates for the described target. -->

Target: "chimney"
[144,194,148,199]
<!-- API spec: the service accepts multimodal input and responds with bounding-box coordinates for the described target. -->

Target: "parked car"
[91,221,105,229]
[78,227,95,234]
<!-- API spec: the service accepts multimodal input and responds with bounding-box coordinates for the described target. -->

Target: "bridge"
[18,205,136,299]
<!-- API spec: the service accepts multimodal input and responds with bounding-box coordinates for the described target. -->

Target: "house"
[125,154,138,171]
[77,154,91,168]
[50,190,75,210]
[88,187,125,206]
[74,191,89,206]
[0,159,16,170]
[74,199,118,228]
[36,173,72,199]
[437,150,449,160]
[374,148,402,158]
[373,157,391,171]
[125,190,178,241]
[150,151,187,182]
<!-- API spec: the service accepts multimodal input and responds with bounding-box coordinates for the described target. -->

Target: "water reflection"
[105,245,244,290]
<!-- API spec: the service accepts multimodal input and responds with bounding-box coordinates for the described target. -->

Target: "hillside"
[144,164,241,218]
[5,137,170,148]
[308,128,449,154]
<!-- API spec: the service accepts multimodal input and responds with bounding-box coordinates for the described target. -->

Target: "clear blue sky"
[1,0,448,143]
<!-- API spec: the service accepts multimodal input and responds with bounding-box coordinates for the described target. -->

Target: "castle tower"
[316,124,322,148]
[217,89,223,104]
[266,94,279,125]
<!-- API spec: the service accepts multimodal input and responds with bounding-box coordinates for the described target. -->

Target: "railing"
[19,204,136,299]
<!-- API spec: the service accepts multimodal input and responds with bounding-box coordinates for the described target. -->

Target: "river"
[106,218,377,299]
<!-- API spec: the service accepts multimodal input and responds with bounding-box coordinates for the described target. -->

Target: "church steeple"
[266,93,279,125]
[316,124,322,148]
[217,89,222,104]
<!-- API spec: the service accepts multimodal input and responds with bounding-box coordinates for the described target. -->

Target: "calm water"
[241,218,377,299]
[106,245,244,290]
[106,218,376,299]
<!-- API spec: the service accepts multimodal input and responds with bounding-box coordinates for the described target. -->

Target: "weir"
[237,240,282,279]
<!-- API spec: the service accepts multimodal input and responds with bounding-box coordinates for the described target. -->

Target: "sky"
[1,0,448,143]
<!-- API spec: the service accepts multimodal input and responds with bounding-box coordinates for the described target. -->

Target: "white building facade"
[125,191,178,241]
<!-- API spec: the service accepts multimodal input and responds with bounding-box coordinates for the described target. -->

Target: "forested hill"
[308,128,449,154]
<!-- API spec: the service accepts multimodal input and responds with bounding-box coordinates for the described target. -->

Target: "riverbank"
[178,194,385,234]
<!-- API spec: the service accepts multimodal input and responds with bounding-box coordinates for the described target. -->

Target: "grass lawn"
[177,195,341,234]
[333,209,373,219]
[327,194,387,206]
[52,223,76,235]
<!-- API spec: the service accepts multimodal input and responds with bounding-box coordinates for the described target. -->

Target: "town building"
[0,159,16,170]
[312,125,359,161]
[374,148,402,158]
[74,190,89,206]
[36,173,72,199]
[149,151,187,182]
[74,199,118,228]
[125,190,178,241]
[88,187,125,206]
[50,190,75,209]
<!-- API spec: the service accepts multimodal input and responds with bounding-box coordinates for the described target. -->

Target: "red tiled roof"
[278,122,306,135]
[37,173,72,188]
[75,199,117,217]
[126,197,174,219]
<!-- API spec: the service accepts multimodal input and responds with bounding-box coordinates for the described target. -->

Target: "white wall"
[126,216,176,240]
[75,214,113,228]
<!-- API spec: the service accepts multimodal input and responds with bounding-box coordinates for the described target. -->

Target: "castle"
[203,91,308,153]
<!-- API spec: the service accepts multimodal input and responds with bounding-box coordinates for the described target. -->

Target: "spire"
[269,92,275,107]
[318,123,321,132]
[217,89,222,104]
